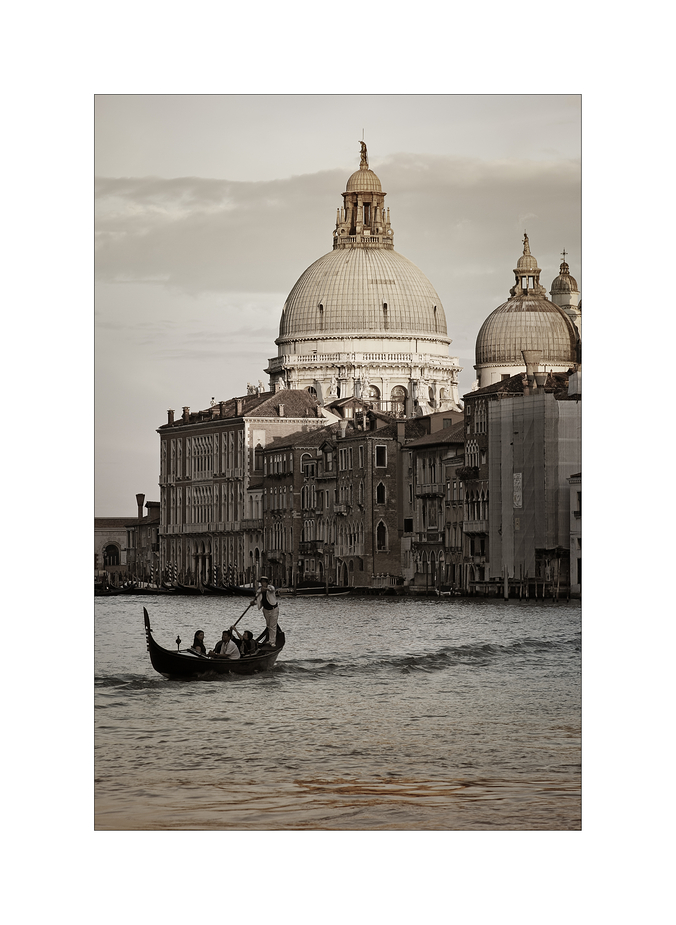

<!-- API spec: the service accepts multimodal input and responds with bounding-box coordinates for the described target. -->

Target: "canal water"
[94,593,581,831]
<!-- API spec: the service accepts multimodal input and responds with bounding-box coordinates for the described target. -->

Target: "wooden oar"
[231,600,255,631]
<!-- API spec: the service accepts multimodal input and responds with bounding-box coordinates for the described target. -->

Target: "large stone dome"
[266,142,462,413]
[278,247,449,342]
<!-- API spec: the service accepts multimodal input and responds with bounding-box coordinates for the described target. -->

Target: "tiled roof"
[246,389,323,419]
[265,422,341,451]
[406,421,465,448]
[95,517,135,528]
[159,389,323,428]
[464,371,572,399]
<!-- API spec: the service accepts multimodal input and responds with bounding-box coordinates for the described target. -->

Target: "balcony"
[334,503,348,514]
[463,520,488,535]
[415,483,444,497]
[299,541,324,555]
[415,532,443,544]
[242,519,264,530]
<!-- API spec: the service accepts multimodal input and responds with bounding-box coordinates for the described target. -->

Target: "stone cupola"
[333,142,394,249]
[509,233,548,298]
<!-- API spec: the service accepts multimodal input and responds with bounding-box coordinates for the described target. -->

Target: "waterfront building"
[94,515,133,581]
[266,143,463,415]
[125,494,161,584]
[406,424,464,590]
[473,235,580,389]
[258,407,429,589]
[442,422,467,590]
[461,359,581,595]
[156,389,337,586]
[332,413,429,588]
[259,423,341,588]
[568,472,582,597]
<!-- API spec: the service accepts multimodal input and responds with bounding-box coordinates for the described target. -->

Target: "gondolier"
[253,576,279,648]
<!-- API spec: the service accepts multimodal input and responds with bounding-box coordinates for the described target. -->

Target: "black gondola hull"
[143,608,284,679]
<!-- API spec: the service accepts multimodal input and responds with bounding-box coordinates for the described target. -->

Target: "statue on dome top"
[359,141,368,168]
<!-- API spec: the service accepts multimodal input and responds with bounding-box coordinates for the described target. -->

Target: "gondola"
[174,582,205,595]
[201,584,236,596]
[143,607,285,679]
[288,586,350,597]
[226,584,256,596]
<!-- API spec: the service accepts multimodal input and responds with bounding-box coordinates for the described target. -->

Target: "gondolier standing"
[253,576,279,648]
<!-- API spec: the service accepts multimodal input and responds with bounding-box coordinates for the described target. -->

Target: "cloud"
[95,154,580,300]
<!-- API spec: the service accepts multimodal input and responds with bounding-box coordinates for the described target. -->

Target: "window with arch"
[376,482,386,504]
[376,521,387,551]
[103,544,120,567]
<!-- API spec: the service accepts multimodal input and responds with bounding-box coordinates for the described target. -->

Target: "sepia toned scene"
[95,95,581,831]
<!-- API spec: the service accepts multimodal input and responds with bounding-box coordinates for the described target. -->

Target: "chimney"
[219,401,226,417]
[167,409,174,425]
[339,420,348,439]
[136,493,145,521]
[278,403,285,417]
[182,406,190,423]
[521,350,542,388]
[534,371,548,388]
[397,420,406,444]
[236,398,243,416]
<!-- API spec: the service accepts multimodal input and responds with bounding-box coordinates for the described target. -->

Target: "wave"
[95,635,580,686]
[276,635,580,677]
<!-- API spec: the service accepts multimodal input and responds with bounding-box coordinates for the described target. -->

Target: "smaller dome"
[551,259,579,293]
[516,232,539,270]
[345,167,382,193]
[517,253,538,270]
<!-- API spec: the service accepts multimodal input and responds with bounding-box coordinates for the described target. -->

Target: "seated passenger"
[189,630,207,655]
[232,626,258,656]
[209,630,240,659]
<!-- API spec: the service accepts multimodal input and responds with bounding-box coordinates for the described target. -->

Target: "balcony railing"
[463,520,488,535]
[415,483,444,497]
[299,541,324,555]
[242,519,264,530]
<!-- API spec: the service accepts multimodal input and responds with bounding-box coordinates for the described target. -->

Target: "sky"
[95,94,581,516]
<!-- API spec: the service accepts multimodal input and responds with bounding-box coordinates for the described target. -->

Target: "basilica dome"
[278,246,448,342]
[475,296,578,366]
[266,143,462,413]
[474,235,579,387]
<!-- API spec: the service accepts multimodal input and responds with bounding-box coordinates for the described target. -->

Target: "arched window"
[376,521,387,551]
[376,482,386,504]
[103,544,120,567]
[306,386,317,398]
